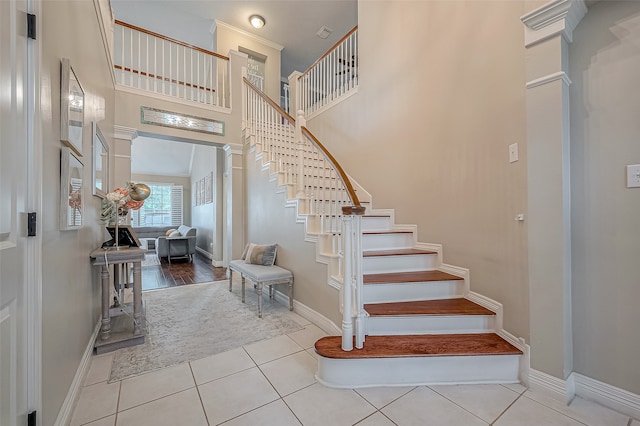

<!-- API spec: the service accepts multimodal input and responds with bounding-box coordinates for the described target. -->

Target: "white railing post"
[341,214,354,351]
[296,110,306,198]
[352,211,365,348]
[341,205,366,351]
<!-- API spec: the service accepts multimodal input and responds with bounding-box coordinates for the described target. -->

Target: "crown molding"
[215,20,284,51]
[113,125,138,142]
[521,0,588,47]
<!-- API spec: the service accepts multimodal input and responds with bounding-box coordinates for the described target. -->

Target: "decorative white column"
[521,0,587,399]
[113,125,138,189]
[222,144,244,268]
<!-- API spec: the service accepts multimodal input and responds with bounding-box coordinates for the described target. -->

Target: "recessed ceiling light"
[249,15,265,29]
[316,26,334,39]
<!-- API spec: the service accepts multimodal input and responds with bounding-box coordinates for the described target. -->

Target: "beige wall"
[215,21,282,101]
[308,0,530,341]
[40,0,115,424]
[570,0,640,395]
[244,146,342,325]
[190,145,219,257]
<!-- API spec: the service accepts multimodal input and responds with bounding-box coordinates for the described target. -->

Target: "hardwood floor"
[141,252,227,290]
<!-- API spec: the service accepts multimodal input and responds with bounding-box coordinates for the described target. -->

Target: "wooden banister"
[115,20,229,61]
[243,77,296,124]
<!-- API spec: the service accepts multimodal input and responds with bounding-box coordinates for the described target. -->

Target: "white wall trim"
[114,85,232,115]
[224,143,243,156]
[273,290,341,335]
[521,0,588,47]
[526,71,572,90]
[467,291,503,331]
[529,368,572,402]
[113,125,138,141]
[439,262,469,294]
[54,320,101,426]
[196,246,213,260]
[306,88,359,121]
[572,373,640,420]
[215,20,284,52]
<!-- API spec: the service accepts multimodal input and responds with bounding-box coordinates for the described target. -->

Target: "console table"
[90,247,146,354]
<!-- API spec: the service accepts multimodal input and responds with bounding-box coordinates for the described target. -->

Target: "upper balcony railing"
[113,20,230,109]
[298,26,358,117]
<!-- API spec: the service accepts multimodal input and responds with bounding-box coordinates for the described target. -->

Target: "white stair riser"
[366,315,496,335]
[362,254,438,274]
[362,216,392,231]
[316,354,521,388]
[363,280,465,304]
[363,233,414,251]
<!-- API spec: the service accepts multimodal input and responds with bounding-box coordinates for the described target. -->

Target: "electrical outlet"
[509,143,518,163]
[627,164,640,188]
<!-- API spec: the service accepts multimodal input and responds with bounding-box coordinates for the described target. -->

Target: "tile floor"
[71,319,638,426]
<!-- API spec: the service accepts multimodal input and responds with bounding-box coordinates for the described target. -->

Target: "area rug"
[141,253,160,267]
[109,280,303,382]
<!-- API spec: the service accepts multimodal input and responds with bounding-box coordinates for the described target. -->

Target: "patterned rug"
[109,280,302,382]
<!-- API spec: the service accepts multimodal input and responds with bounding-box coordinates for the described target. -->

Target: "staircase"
[243,78,527,389]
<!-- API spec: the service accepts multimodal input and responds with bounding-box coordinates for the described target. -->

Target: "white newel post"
[341,213,354,351]
[352,212,365,349]
[296,111,306,198]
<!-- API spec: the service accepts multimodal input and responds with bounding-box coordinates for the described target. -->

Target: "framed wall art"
[60,58,85,156]
[60,146,84,230]
[92,122,109,198]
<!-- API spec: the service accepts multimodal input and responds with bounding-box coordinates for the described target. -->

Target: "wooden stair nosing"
[363,248,437,257]
[364,298,494,317]
[364,270,463,284]
[315,333,522,359]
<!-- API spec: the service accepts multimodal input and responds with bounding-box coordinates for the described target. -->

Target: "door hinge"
[27,13,36,40]
[28,410,36,426]
[27,212,36,237]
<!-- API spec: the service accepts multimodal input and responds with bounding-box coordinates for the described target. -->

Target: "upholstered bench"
[228,260,293,318]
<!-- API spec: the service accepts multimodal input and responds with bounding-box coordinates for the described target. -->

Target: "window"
[131,183,183,227]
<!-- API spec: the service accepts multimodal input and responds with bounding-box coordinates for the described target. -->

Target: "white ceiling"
[131,137,197,177]
[110,0,358,78]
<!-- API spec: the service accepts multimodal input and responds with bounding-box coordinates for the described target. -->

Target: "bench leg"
[269,285,273,299]
[241,276,246,303]
[289,279,294,311]
[228,269,233,292]
[257,283,263,318]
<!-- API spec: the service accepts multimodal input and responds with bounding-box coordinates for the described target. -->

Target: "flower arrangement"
[100,183,146,225]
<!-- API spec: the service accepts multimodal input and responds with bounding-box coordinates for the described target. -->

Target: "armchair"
[155,225,197,263]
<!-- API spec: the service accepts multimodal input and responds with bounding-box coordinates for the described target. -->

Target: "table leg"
[241,276,245,303]
[100,265,111,340]
[132,261,143,335]
[289,279,294,311]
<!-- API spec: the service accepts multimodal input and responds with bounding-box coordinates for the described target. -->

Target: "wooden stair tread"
[363,230,412,235]
[364,270,463,284]
[315,333,522,359]
[363,248,436,257]
[365,298,494,316]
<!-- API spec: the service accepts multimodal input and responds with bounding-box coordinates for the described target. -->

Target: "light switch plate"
[627,164,640,188]
[509,143,518,163]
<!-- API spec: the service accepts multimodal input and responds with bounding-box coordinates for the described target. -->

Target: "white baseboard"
[54,320,101,426]
[572,372,640,420]
[530,369,640,419]
[272,290,341,335]
[195,247,212,260]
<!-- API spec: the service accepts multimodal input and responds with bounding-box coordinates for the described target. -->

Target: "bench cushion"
[229,260,292,282]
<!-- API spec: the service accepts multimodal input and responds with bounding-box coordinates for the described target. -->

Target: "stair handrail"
[113,20,230,108]
[244,77,365,351]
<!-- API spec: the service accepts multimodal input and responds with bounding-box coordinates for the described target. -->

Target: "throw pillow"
[245,243,277,266]
[166,229,177,237]
[168,230,181,238]
[241,243,250,260]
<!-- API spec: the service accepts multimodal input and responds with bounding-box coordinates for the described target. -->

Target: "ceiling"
[110,0,358,78]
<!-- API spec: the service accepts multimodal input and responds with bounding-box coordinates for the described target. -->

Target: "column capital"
[521,0,587,47]
[113,125,138,142]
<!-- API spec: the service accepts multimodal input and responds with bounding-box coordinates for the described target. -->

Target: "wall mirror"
[92,122,109,198]
[60,146,84,230]
[60,58,84,156]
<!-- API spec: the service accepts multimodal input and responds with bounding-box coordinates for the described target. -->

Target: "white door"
[1,0,37,424]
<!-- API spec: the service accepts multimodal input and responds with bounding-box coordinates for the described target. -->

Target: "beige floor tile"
[191,347,256,385]
[198,367,280,425]
[494,395,582,425]
[84,354,113,386]
[355,386,415,409]
[116,388,207,426]
[284,383,376,426]
[69,381,120,426]
[631,419,640,425]
[305,348,318,360]
[118,363,195,411]
[285,311,312,327]
[243,335,303,365]
[259,351,317,396]
[354,412,396,425]
[430,384,520,423]
[286,324,327,349]
[382,386,487,426]
[221,399,301,426]
[83,415,116,426]
[503,382,528,394]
